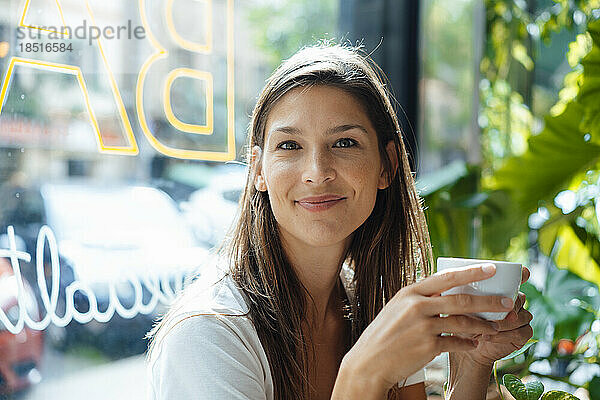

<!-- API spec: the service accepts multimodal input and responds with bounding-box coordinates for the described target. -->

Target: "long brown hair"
[148,43,433,399]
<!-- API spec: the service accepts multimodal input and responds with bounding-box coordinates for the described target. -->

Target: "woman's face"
[252,85,395,248]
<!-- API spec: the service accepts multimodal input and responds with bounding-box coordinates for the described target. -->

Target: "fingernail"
[482,335,490,341]
[482,264,496,274]
[501,298,514,309]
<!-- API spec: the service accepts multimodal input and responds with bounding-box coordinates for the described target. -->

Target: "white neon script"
[0,225,186,335]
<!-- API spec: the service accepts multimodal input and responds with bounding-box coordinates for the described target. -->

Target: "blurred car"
[0,181,209,358]
[0,251,44,396]
[180,163,248,247]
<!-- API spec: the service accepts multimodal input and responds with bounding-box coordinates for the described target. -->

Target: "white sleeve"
[398,368,426,387]
[149,314,268,400]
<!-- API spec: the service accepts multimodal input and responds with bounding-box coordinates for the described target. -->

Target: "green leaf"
[540,391,579,400]
[554,224,600,287]
[537,203,600,287]
[580,19,600,144]
[489,17,600,235]
[521,267,599,341]
[492,102,600,216]
[497,339,538,361]
[502,374,544,400]
[480,189,525,255]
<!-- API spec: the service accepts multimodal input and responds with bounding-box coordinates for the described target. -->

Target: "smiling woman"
[146,43,533,400]
[253,84,391,251]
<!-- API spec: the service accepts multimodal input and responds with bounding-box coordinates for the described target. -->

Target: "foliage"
[482,0,599,84]
[419,160,480,259]
[422,3,600,394]
[491,18,600,285]
[503,374,578,400]
[522,267,599,342]
[503,374,546,400]
[480,0,599,171]
[421,10,600,264]
[486,13,600,394]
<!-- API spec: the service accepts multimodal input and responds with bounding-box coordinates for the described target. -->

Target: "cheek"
[263,159,297,203]
[347,158,381,200]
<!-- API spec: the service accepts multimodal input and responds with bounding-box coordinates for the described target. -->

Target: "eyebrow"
[270,124,369,136]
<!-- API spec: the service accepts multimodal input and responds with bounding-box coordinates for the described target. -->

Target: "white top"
[148,262,425,399]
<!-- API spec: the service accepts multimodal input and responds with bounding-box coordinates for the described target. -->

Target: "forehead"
[265,85,374,133]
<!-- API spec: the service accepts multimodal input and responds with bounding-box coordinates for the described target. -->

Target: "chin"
[298,226,351,247]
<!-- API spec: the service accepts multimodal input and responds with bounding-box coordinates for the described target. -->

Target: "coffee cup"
[437,257,522,321]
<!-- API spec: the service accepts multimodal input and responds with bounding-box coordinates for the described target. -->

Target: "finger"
[481,324,533,344]
[435,315,499,336]
[496,309,533,332]
[415,263,496,296]
[426,293,514,316]
[521,266,530,284]
[513,292,526,312]
[436,335,479,353]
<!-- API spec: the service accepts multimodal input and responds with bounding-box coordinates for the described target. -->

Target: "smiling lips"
[296,194,346,212]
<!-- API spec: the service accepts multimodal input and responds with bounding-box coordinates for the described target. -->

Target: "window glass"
[418,0,479,174]
[0,0,338,397]
[0,0,477,397]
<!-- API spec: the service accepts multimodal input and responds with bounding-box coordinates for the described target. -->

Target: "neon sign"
[0,0,236,334]
[0,0,236,161]
[0,225,191,335]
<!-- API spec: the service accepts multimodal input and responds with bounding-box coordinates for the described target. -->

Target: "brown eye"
[334,138,357,148]
[277,141,300,150]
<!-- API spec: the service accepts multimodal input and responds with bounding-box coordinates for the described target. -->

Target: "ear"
[378,140,399,190]
[251,146,267,192]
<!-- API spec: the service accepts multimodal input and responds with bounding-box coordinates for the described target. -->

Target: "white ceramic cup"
[437,257,523,321]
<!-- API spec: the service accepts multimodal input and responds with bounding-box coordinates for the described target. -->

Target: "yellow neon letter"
[136,0,235,161]
[0,0,139,155]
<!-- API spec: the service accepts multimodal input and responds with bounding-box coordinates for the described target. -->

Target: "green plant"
[480,0,599,170]
[418,160,480,259]
[491,17,600,285]
[421,17,600,264]
[422,7,600,395]
[487,265,600,395]
[523,267,599,343]
[502,374,578,400]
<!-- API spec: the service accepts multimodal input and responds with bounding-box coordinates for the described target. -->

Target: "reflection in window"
[418,0,480,174]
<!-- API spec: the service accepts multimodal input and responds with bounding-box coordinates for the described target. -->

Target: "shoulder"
[174,257,251,317]
[148,256,258,370]
[148,313,270,399]
[148,261,272,399]
[151,259,256,350]
[151,312,262,367]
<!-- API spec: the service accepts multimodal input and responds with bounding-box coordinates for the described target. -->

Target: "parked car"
[0,245,44,396]
[0,181,210,358]
[180,164,247,247]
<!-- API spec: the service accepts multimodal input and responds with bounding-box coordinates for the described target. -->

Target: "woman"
[147,43,533,399]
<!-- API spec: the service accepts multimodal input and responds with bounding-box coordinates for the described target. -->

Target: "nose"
[301,147,336,184]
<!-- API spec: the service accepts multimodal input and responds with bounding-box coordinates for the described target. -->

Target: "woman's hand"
[454,267,534,367]
[338,264,514,392]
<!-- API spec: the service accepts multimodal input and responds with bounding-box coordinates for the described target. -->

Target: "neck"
[279,229,352,334]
